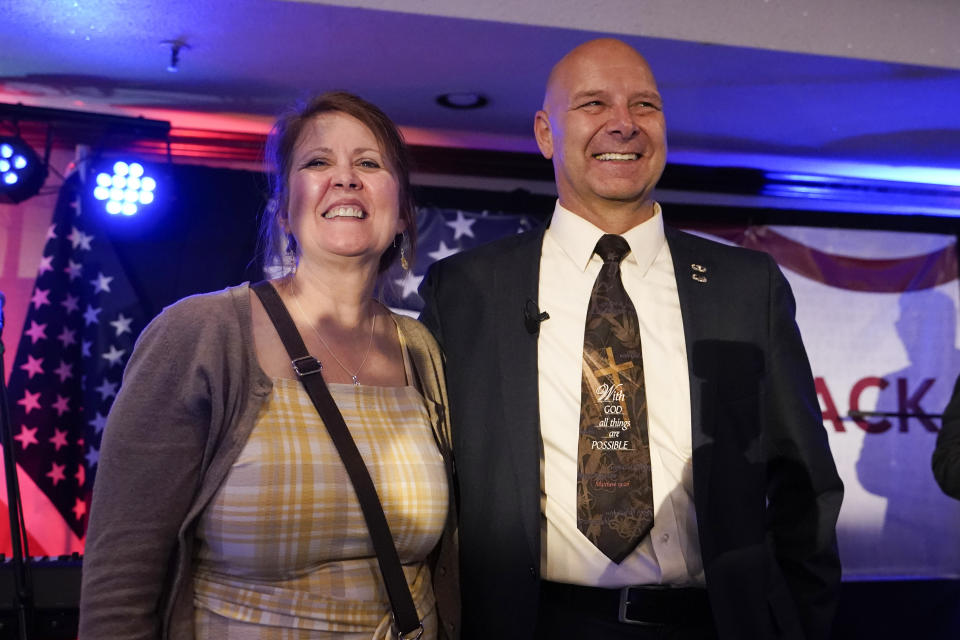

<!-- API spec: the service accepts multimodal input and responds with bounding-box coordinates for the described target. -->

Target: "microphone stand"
[0,291,34,640]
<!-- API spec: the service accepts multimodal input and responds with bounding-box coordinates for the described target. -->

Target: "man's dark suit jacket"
[419,223,844,640]
[933,374,960,499]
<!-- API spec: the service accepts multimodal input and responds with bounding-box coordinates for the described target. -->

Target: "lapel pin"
[691,263,707,283]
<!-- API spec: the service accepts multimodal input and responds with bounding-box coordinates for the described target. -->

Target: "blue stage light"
[0,135,47,204]
[92,160,159,216]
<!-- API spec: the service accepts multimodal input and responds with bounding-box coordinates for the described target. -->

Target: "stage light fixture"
[0,135,48,204]
[92,161,157,216]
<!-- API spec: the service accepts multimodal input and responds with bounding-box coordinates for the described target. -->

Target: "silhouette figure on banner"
[855,289,960,577]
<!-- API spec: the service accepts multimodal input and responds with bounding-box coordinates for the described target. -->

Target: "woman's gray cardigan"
[79,283,459,639]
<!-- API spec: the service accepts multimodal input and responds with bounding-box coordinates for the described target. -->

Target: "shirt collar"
[548,200,666,275]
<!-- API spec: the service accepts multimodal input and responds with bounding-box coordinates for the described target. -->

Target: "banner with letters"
[690,224,960,580]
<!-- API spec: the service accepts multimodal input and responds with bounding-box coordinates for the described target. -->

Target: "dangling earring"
[399,233,410,271]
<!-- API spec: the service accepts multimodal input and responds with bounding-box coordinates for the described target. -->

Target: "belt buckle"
[618,586,656,626]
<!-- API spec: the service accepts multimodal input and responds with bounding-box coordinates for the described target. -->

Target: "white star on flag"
[38,255,54,275]
[24,321,47,344]
[17,390,42,414]
[95,378,118,401]
[30,288,50,309]
[49,428,69,451]
[89,412,108,434]
[91,272,113,294]
[85,446,99,468]
[446,211,477,240]
[67,227,84,249]
[57,327,77,348]
[61,293,80,313]
[53,360,73,383]
[52,394,71,416]
[67,227,93,251]
[14,425,39,449]
[428,241,460,261]
[20,355,45,379]
[83,305,101,326]
[394,270,424,300]
[109,313,134,336]
[64,260,83,281]
[101,345,126,367]
[47,463,67,486]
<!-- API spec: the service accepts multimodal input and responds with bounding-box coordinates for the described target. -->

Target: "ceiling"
[2,0,960,185]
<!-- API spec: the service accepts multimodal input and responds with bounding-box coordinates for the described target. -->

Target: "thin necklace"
[291,293,376,386]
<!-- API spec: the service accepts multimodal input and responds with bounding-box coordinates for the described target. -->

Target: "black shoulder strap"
[251,281,422,639]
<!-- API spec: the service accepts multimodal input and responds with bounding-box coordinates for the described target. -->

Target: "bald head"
[543,39,657,111]
[534,38,667,233]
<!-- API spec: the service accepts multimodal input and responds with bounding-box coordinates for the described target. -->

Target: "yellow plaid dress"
[193,338,448,639]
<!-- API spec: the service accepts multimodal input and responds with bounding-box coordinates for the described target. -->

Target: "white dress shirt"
[538,201,705,587]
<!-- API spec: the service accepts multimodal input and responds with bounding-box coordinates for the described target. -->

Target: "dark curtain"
[99,163,267,321]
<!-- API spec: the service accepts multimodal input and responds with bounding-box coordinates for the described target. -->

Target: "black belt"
[540,579,712,626]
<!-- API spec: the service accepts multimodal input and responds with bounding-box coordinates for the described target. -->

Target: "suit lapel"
[664,227,717,520]
[493,227,547,560]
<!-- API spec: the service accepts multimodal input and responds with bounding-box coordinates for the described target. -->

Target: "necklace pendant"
[352,375,360,386]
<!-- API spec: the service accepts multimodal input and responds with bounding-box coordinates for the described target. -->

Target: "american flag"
[5,171,144,549]
[383,205,540,312]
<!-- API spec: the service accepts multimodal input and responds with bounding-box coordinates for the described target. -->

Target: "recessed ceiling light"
[436,92,489,110]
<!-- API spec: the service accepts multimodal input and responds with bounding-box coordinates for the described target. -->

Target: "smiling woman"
[285,111,403,270]
[78,92,459,640]
[261,92,418,277]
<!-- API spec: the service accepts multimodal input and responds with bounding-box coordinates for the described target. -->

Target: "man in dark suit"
[933,373,960,499]
[420,38,843,639]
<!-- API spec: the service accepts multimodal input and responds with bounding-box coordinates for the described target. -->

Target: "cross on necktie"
[577,234,654,563]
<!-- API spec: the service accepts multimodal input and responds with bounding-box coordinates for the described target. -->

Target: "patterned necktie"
[577,234,654,563]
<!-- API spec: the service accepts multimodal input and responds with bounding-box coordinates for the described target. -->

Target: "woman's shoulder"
[392,312,439,352]
[161,282,249,315]
[142,282,252,343]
